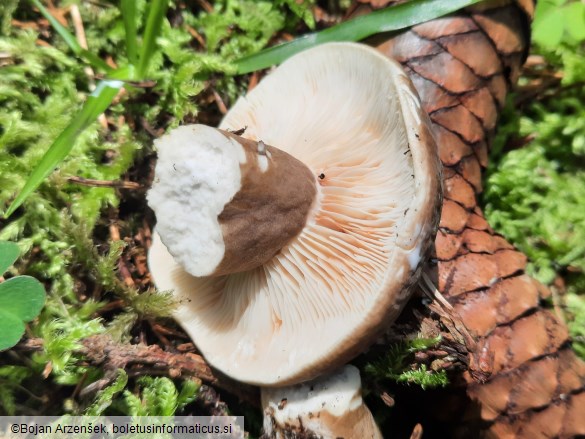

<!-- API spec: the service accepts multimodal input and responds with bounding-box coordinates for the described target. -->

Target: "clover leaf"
[0,241,46,351]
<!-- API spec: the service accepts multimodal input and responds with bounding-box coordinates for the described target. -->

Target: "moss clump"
[484,122,585,286]
[485,14,585,357]
[365,336,448,390]
[0,0,313,417]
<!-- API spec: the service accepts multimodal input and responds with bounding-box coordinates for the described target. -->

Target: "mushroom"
[262,365,382,438]
[148,42,441,387]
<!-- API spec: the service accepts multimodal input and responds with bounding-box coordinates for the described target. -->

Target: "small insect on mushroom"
[232,126,247,136]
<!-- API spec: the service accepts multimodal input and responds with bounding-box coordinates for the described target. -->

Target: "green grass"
[4,0,169,217]
[6,0,485,216]
[235,0,483,73]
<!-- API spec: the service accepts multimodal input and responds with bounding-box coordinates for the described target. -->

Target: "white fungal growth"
[147,125,246,277]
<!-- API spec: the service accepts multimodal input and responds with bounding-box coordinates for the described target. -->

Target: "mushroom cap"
[148,42,441,386]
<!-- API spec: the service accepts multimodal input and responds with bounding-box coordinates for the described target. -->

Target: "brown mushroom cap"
[148,42,441,386]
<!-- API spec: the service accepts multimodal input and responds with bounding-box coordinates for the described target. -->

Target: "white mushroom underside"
[149,43,432,385]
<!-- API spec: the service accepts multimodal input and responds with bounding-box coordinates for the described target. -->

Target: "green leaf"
[533,7,564,47]
[535,0,567,14]
[137,0,169,77]
[4,79,124,218]
[0,257,45,351]
[121,0,139,67]
[0,241,20,274]
[30,0,111,72]
[235,0,483,74]
[0,311,25,352]
[563,2,585,42]
[0,276,46,321]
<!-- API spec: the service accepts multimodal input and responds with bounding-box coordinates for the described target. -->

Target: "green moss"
[275,0,316,29]
[365,336,448,390]
[84,370,200,417]
[117,376,200,416]
[0,0,314,417]
[0,366,31,415]
[485,13,585,359]
[85,370,128,416]
[484,136,585,285]
[566,293,585,358]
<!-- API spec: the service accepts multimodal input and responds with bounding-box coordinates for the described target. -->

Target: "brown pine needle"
[67,176,143,190]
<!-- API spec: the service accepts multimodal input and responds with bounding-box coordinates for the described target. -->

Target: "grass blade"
[31,0,79,51]
[235,0,483,74]
[137,0,169,78]
[30,0,111,72]
[4,80,124,218]
[121,0,139,67]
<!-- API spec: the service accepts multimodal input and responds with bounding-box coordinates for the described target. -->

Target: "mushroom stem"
[261,365,382,439]
[148,125,318,277]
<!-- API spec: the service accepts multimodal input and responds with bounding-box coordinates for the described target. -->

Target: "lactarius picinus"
[148,43,441,388]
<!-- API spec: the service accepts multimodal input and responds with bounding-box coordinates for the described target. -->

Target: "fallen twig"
[67,176,143,190]
[47,334,212,382]
[15,335,259,407]
[68,4,108,130]
[77,335,259,406]
[212,89,228,114]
